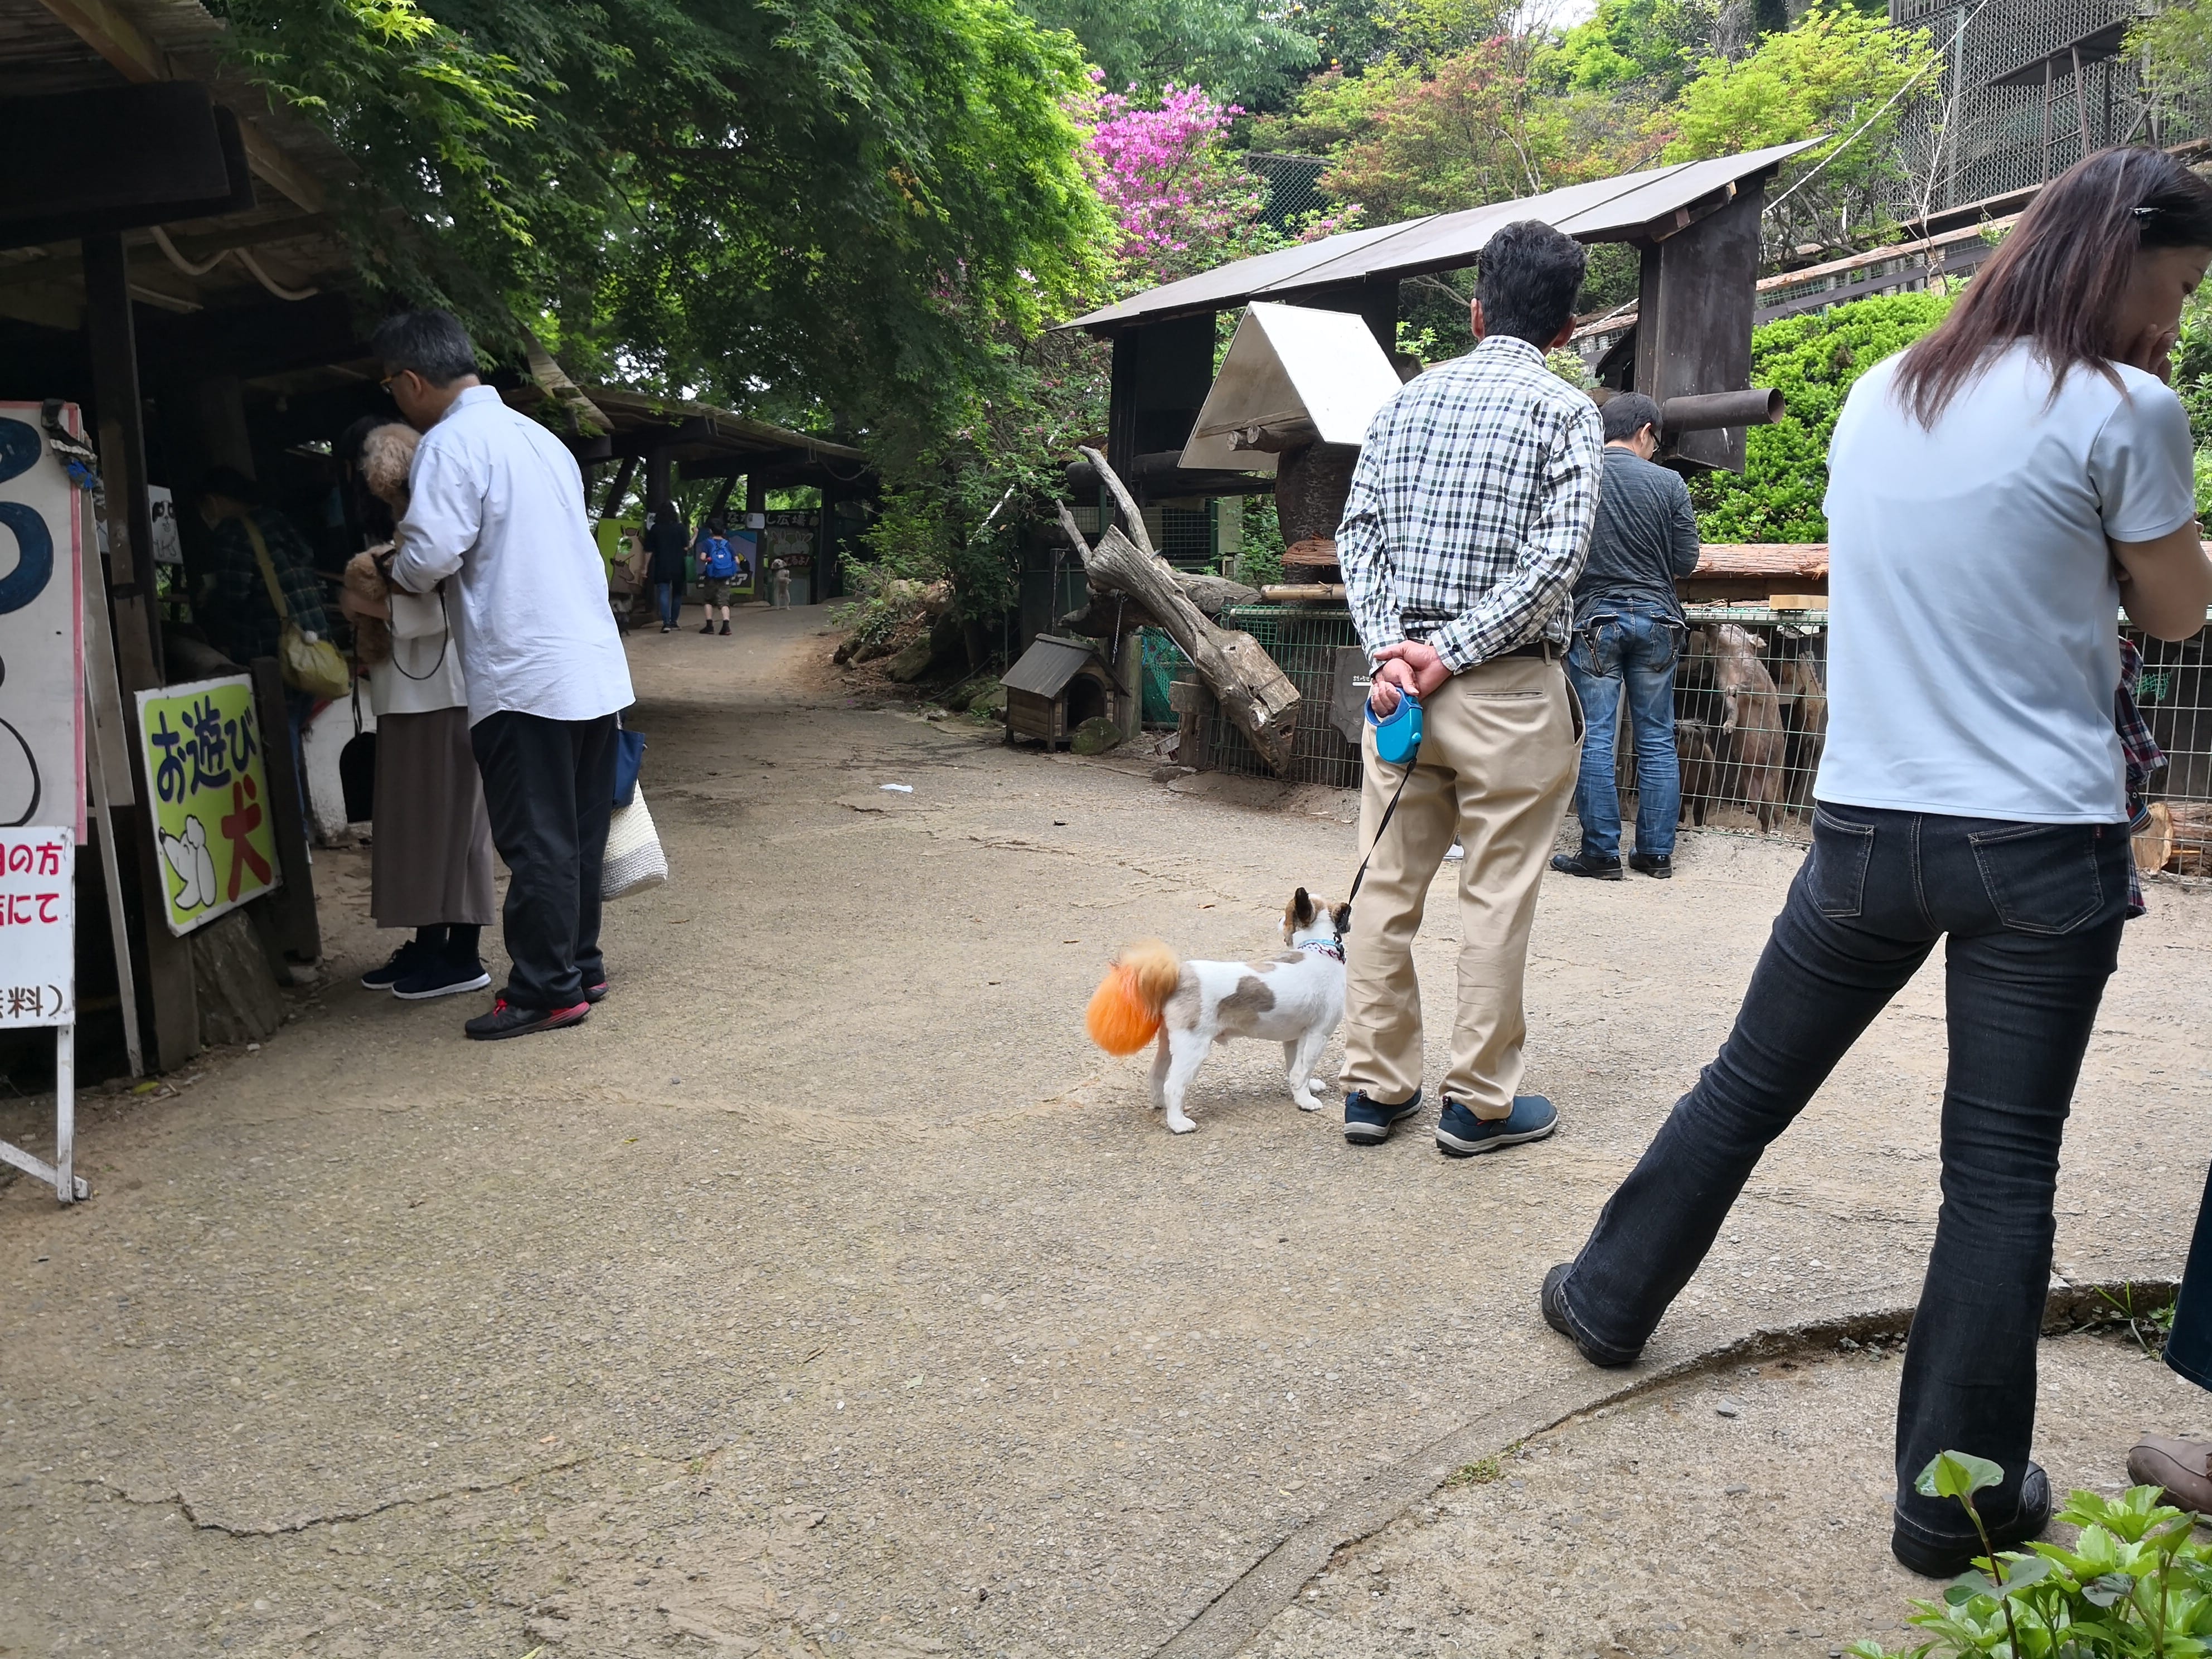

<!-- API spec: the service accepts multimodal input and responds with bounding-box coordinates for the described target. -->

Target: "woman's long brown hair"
[1893,147,2212,426]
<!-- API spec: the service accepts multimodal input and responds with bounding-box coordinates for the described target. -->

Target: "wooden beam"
[37,0,163,81]
[85,230,201,1071]
[33,0,327,212]
[233,120,326,214]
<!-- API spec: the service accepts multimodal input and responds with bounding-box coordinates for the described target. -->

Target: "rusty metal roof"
[1061,139,1821,334]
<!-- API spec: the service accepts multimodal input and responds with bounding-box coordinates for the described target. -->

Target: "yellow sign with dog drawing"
[134,674,282,935]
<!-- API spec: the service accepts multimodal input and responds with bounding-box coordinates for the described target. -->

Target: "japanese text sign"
[134,674,281,934]
[0,828,72,1027]
[0,402,85,840]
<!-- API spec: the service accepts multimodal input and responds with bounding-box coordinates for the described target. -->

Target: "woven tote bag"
[601,790,669,899]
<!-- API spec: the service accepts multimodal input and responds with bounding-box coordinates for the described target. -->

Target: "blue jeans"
[1554,803,2128,1548]
[656,582,682,628]
[2166,1170,2212,1390]
[1566,608,1681,860]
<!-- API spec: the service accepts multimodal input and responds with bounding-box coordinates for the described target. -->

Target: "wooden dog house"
[1002,633,1123,748]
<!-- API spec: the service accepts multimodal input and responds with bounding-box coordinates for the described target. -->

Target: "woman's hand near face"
[2123,322,2181,384]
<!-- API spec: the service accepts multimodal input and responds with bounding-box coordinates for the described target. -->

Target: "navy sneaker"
[1541,1262,1639,1367]
[361,939,428,989]
[583,978,609,1005]
[392,958,493,1001]
[1343,1088,1422,1146]
[1435,1094,1558,1158]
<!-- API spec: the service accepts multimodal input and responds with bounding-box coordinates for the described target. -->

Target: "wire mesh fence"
[1144,606,2212,873]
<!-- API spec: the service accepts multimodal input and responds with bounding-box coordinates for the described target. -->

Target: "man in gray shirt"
[1550,392,1701,880]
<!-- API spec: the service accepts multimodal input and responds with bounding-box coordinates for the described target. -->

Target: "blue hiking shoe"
[1435,1094,1558,1158]
[1343,1089,1422,1147]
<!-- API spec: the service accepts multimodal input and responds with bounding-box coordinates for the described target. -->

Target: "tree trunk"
[1079,524,1300,773]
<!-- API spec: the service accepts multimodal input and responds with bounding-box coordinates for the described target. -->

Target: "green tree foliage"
[1019,0,1319,108]
[1280,0,1390,73]
[1691,291,1951,542]
[1542,0,1716,95]
[211,0,1110,431]
[2133,0,2212,132]
[1661,5,1938,256]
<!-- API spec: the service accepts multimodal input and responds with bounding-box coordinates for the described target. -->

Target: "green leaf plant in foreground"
[1851,1454,2212,1657]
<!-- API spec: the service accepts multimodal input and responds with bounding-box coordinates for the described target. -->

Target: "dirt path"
[4,604,2210,1658]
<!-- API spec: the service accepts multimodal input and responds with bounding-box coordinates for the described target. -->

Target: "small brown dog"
[341,423,420,666]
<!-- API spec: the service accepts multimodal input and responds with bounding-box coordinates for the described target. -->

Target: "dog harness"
[1297,937,1345,962]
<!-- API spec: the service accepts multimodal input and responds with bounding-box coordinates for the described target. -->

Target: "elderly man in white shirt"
[379,309,636,1041]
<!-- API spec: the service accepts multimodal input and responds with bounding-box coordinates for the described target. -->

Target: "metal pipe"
[1661,389,1787,435]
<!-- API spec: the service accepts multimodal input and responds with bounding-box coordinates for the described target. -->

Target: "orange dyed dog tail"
[1085,939,1180,1055]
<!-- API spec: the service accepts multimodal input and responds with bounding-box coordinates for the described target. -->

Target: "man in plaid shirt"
[1336,220,1604,1157]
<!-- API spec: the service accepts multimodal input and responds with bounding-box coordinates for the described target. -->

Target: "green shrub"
[1239,494,1286,585]
[1851,1451,2212,1657]
[1692,292,1953,544]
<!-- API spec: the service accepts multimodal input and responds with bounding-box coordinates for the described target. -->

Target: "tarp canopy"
[1062,139,1821,334]
[1177,302,1402,473]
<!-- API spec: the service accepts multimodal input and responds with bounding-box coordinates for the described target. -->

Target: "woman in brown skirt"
[338,419,496,1000]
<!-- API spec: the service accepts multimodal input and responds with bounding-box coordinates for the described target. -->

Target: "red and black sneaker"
[463,997,590,1041]
[583,978,609,1005]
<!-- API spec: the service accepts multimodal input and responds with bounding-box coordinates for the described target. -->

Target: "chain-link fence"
[1145,605,2212,871]
[1887,0,2210,213]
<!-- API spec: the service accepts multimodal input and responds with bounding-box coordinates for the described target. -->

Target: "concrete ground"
[3,601,2210,1659]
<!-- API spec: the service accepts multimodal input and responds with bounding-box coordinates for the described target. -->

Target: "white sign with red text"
[0,826,72,1028]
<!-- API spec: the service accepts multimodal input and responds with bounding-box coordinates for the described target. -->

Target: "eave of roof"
[1060,138,1822,334]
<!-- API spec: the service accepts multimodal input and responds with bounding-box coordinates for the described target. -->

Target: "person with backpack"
[696,520,740,635]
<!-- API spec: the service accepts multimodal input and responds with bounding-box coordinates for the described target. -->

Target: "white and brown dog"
[1085,887,1348,1135]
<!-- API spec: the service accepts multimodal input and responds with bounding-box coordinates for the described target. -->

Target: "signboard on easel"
[133,673,280,933]
[0,400,88,1202]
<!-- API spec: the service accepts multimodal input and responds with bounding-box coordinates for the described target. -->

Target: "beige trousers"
[1342,653,1579,1119]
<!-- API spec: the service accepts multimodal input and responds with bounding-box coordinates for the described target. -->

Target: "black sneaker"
[1344,1088,1422,1146]
[463,997,590,1041]
[719,620,731,636]
[1891,1464,2053,1578]
[1551,852,1623,880]
[1541,1263,1641,1367]
[1436,1094,1558,1157]
[659,624,674,634]
[1628,853,1673,879]
[392,959,493,1000]
[699,620,715,633]
[583,978,609,1005]
[361,940,428,989]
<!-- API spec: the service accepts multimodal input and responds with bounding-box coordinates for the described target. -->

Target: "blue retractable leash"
[1348,691,1423,906]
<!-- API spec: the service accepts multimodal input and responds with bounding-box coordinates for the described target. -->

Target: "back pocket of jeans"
[1806,808,1875,918]
[1969,822,2105,935]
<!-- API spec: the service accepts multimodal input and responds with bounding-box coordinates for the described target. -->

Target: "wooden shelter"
[569,385,875,600]
[1001,633,1124,748]
[1061,138,1818,500]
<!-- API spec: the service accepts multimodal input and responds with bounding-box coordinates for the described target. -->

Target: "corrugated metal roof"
[1003,634,1108,698]
[1061,139,1821,333]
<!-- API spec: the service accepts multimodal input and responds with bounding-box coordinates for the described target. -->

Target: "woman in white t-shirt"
[1543,148,2212,1576]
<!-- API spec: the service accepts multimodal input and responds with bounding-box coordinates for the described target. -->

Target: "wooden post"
[599,454,638,518]
[249,657,319,963]
[84,231,199,1071]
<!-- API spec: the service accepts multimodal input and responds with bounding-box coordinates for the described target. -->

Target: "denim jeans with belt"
[1565,605,1682,860]
[2165,1171,2212,1390]
[1554,803,2127,1547]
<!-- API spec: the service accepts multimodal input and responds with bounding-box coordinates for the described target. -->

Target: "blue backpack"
[702,535,739,580]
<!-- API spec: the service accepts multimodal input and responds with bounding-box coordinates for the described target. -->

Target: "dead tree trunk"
[1063,448,1301,774]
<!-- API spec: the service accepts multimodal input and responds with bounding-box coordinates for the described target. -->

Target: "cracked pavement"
[4,605,2211,1658]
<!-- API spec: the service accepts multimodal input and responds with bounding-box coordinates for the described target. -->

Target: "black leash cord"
[1347,758,1418,906]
